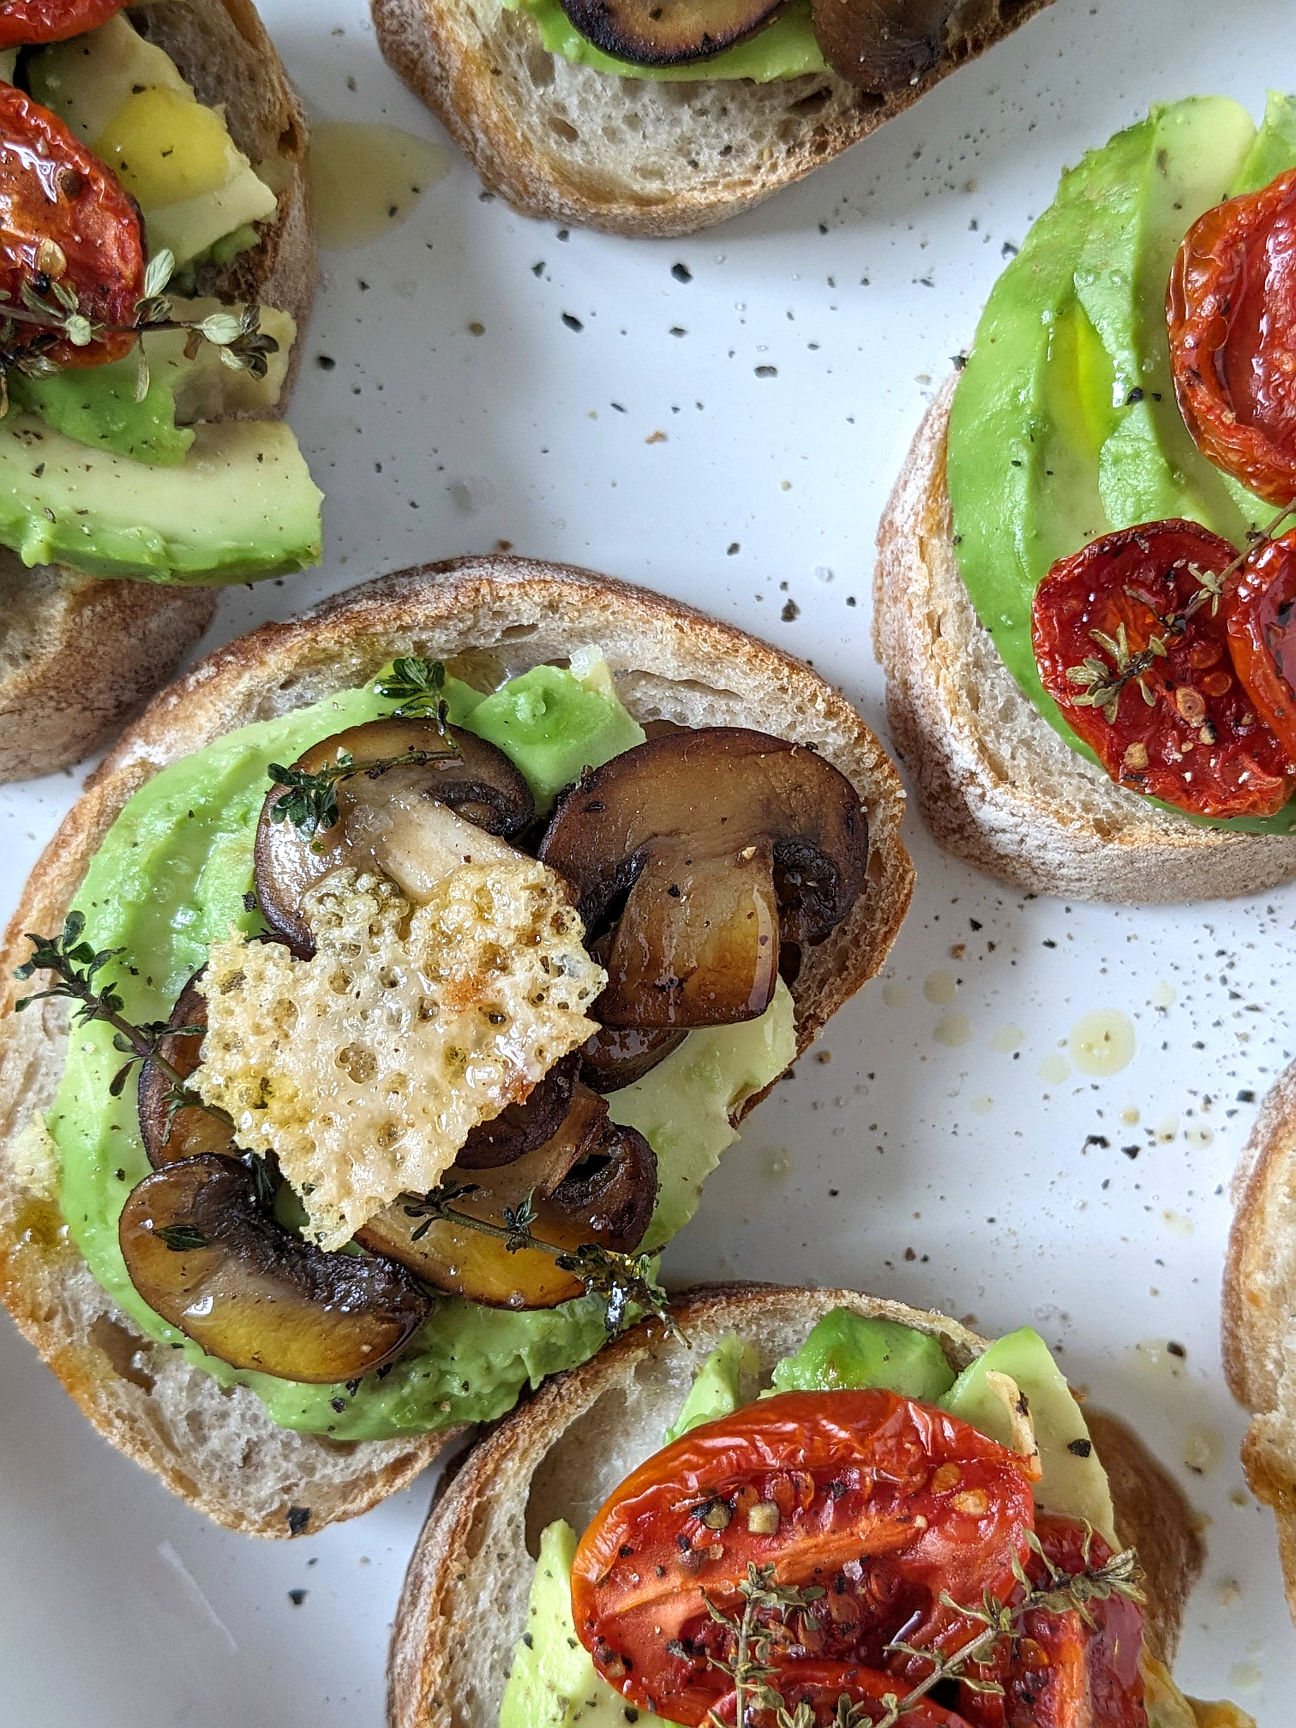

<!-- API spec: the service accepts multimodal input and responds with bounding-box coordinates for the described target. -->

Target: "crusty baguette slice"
[389,1282,1212,1728]
[874,378,1296,903]
[370,0,1053,239]
[1223,1056,1296,1623]
[0,0,316,783]
[0,556,914,1536]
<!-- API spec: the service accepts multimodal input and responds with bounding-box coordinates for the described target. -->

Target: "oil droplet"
[1120,1105,1140,1126]
[1133,1339,1186,1381]
[1162,1208,1195,1239]
[1228,1663,1263,1691]
[763,1149,792,1184]
[970,1094,993,1115]
[1151,981,1177,1009]
[881,979,908,1010]
[309,122,449,249]
[1155,1115,1180,1143]
[933,1012,972,1048]
[1183,1426,1221,1476]
[1067,1010,1135,1077]
[923,970,958,1006]
[1185,1124,1215,1149]
[1215,1578,1242,1608]
[1039,1052,1071,1085]
[990,1024,1024,1053]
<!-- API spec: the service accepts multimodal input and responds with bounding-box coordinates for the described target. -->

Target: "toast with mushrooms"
[371,0,1054,238]
[0,0,318,782]
[0,556,913,1535]
[389,1283,1247,1728]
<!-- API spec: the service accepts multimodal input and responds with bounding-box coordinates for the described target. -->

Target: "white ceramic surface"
[1,0,1292,1719]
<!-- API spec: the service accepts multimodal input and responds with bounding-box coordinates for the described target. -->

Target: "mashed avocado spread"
[50,659,796,1440]
[947,93,1296,833]
[504,0,825,82]
[498,1310,1166,1728]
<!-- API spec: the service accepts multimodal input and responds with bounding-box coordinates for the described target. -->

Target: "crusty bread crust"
[1223,1056,1296,1622]
[874,379,1296,903]
[0,558,914,1536]
[0,0,316,783]
[371,0,1053,239]
[388,1282,1207,1728]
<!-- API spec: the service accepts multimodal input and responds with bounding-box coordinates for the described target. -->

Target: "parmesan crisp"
[194,864,605,1250]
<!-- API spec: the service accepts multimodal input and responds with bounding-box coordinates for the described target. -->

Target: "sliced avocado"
[10,359,194,467]
[769,1308,956,1402]
[500,1520,686,1728]
[0,49,16,84]
[0,414,322,583]
[663,1333,755,1443]
[467,663,646,808]
[28,14,276,267]
[940,1327,1117,1544]
[1232,90,1296,196]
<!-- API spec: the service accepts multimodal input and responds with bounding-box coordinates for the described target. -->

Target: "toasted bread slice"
[1223,1056,1296,1622]
[389,1282,1225,1728]
[0,0,315,783]
[0,556,914,1535]
[874,378,1296,903]
[371,0,1053,238]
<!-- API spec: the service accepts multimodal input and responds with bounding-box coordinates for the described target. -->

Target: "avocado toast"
[875,94,1296,902]
[0,0,320,781]
[0,557,913,1534]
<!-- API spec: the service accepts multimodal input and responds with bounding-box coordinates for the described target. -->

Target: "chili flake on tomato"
[1032,519,1296,818]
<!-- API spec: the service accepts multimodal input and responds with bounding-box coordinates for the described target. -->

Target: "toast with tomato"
[0,0,319,782]
[390,1284,1246,1728]
[875,97,1296,903]
[1224,1054,1296,1623]
[371,0,1053,238]
[0,557,913,1535]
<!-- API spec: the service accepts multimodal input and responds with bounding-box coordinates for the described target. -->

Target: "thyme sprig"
[13,913,205,1103]
[695,1539,1142,1728]
[0,247,280,404]
[374,656,450,732]
[401,1180,674,1338]
[1064,501,1296,725]
[266,742,459,840]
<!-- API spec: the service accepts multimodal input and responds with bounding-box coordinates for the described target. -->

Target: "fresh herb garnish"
[374,656,450,731]
[154,1223,209,1253]
[266,741,459,840]
[401,1180,674,1339]
[1065,500,1296,724]
[0,248,280,407]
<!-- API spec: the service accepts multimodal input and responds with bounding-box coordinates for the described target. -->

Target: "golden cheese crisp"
[195,864,605,1250]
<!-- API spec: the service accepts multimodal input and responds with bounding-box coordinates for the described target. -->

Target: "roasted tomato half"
[1032,518,1296,818]
[0,0,126,45]
[0,83,145,368]
[569,1390,1036,1726]
[957,1515,1147,1728]
[1168,165,1296,505]
[1227,528,1296,764]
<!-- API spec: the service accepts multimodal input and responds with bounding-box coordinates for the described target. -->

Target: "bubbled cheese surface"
[195,864,605,1250]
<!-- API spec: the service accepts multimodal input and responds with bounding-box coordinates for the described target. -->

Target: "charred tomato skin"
[569,1389,1034,1726]
[1168,165,1296,505]
[1032,518,1296,818]
[0,0,127,45]
[1227,529,1296,763]
[0,83,145,368]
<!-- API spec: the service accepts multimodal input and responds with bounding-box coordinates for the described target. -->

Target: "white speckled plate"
[1,0,1291,1719]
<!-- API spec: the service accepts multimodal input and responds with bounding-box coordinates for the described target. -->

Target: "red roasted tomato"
[1168,165,1296,505]
[957,1516,1147,1728]
[1227,528,1296,764]
[0,0,126,47]
[569,1390,1036,1726]
[1032,518,1296,817]
[710,1661,974,1726]
[0,83,144,369]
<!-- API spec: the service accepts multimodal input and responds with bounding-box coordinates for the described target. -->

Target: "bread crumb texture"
[195,864,604,1249]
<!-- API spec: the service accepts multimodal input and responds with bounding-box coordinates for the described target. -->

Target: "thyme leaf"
[155,1223,209,1253]
[374,656,450,732]
[266,741,460,840]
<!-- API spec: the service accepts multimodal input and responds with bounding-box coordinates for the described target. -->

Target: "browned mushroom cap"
[356,1087,658,1310]
[457,1053,580,1170]
[119,1154,431,1383]
[538,728,868,1028]
[555,0,786,67]
[254,718,534,954]
[138,971,236,1168]
[810,0,954,91]
[579,1024,686,1093]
